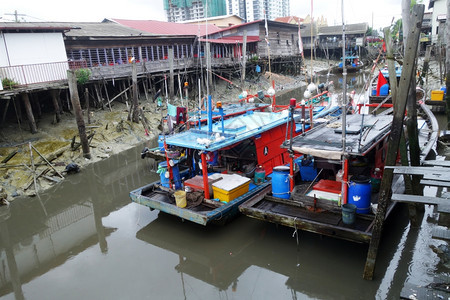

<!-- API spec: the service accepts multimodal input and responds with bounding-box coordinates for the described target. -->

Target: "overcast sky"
[0,0,429,31]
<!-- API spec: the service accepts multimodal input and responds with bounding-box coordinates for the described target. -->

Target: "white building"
[0,23,70,88]
[226,0,290,22]
[428,0,447,44]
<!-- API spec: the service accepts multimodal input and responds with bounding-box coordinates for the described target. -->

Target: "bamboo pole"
[31,144,64,179]
[363,4,424,281]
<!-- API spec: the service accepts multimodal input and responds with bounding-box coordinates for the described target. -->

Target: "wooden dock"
[388,160,450,299]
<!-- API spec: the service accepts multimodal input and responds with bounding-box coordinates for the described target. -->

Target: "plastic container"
[271,166,290,199]
[341,203,357,225]
[158,161,182,190]
[379,84,389,96]
[347,175,372,214]
[254,166,265,184]
[297,156,317,181]
[370,168,382,193]
[431,90,444,101]
[174,190,187,208]
[336,169,344,182]
[212,174,250,203]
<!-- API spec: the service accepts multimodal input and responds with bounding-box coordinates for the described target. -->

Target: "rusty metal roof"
[109,18,221,36]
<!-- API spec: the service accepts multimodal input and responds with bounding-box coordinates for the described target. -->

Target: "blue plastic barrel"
[271,166,290,199]
[158,161,182,189]
[379,84,389,96]
[347,175,372,214]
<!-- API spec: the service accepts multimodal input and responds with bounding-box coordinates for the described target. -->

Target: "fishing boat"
[239,0,438,250]
[130,91,337,226]
[367,64,402,105]
[334,53,364,73]
[239,98,438,243]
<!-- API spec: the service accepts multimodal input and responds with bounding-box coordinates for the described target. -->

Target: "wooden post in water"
[131,62,140,123]
[50,89,61,123]
[67,70,91,159]
[363,4,424,280]
[383,27,397,101]
[168,47,174,100]
[21,93,37,134]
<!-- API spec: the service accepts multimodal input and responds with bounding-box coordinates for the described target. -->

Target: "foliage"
[75,68,91,85]
[1,77,19,90]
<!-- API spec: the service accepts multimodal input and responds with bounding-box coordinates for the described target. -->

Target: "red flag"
[382,40,386,52]
[375,71,388,96]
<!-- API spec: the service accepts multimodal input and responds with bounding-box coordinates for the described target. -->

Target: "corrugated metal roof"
[0,22,73,31]
[110,19,221,36]
[318,23,368,36]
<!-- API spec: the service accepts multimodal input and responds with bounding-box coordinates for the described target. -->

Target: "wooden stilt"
[143,79,149,102]
[94,83,103,109]
[121,81,128,102]
[168,47,174,100]
[22,93,37,134]
[131,62,140,123]
[67,70,91,159]
[50,89,61,123]
[1,99,10,126]
[85,88,91,124]
[363,4,424,280]
[103,80,112,111]
[32,93,42,119]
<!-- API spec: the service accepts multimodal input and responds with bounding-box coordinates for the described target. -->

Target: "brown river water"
[0,71,447,299]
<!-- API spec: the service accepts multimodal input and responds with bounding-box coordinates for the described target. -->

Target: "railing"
[0,61,70,87]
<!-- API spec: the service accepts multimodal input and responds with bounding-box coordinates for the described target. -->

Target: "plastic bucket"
[341,203,357,225]
[348,175,372,214]
[272,166,290,199]
[174,190,187,208]
[159,161,182,190]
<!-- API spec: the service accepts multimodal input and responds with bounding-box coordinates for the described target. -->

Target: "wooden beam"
[363,4,424,281]
[391,193,444,205]
[420,179,450,188]
[422,160,450,167]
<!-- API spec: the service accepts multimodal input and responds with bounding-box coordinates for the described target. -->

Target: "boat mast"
[341,0,348,203]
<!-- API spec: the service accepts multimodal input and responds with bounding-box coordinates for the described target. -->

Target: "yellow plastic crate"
[431,90,444,101]
[212,174,250,203]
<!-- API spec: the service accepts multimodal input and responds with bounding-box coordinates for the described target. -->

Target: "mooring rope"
[292,217,299,246]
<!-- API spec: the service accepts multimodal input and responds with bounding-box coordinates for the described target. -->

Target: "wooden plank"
[423,160,450,167]
[423,174,450,181]
[420,179,450,188]
[431,227,450,241]
[386,165,450,175]
[391,193,444,205]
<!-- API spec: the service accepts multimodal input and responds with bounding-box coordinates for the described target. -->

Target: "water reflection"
[136,213,395,299]
[0,131,442,299]
[0,145,154,299]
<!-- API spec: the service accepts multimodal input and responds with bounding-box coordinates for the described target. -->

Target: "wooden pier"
[389,160,450,299]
